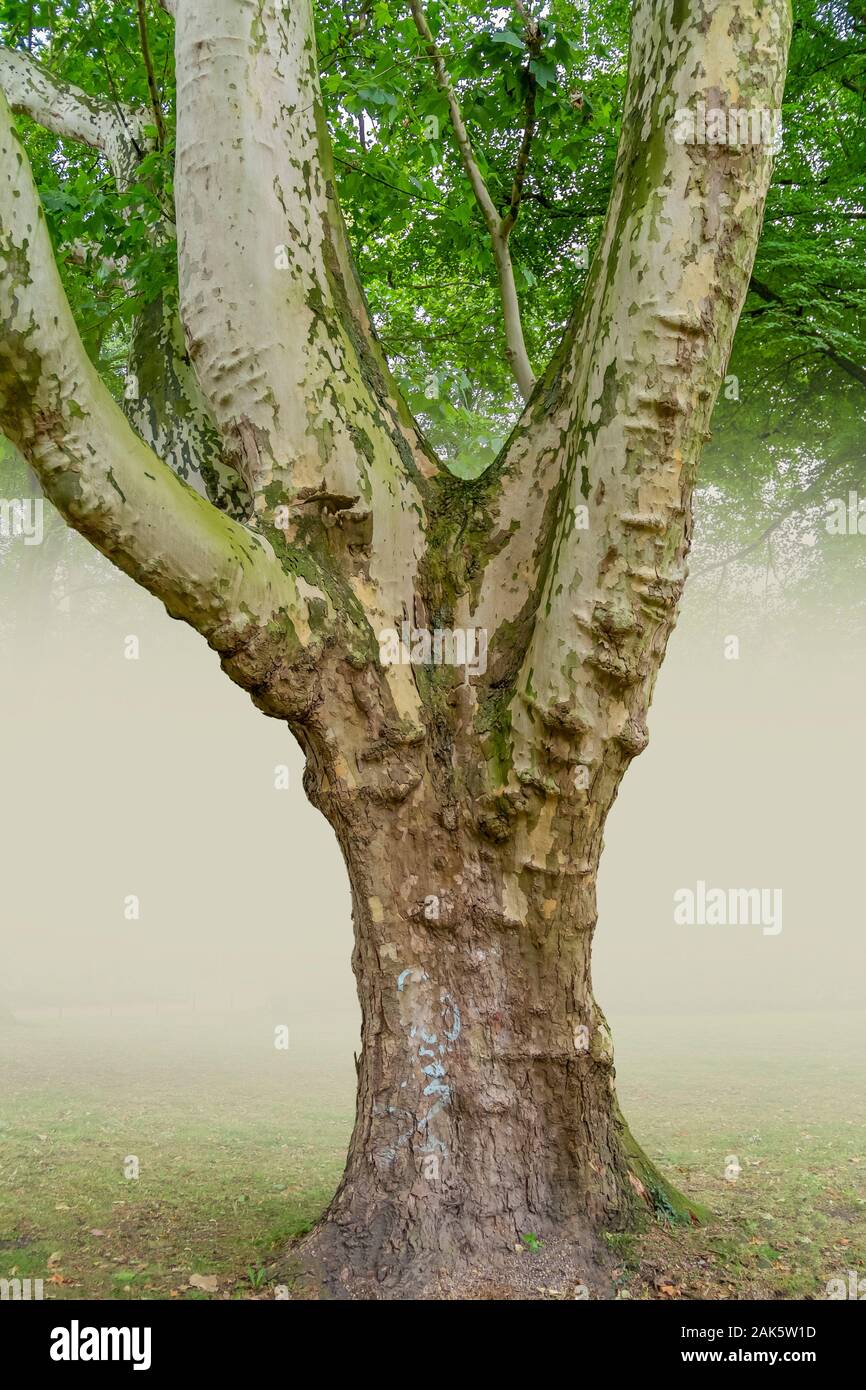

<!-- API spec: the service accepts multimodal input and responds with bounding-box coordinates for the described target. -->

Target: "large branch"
[0,46,149,187]
[172,0,430,498]
[408,0,535,400]
[0,87,322,666]
[0,41,244,514]
[168,0,440,684]
[473,0,792,788]
[171,0,432,650]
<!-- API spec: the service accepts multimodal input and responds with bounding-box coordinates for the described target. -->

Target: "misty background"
[1,490,863,1044]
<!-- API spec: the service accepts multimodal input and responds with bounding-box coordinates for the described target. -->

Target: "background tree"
[1,0,796,1296]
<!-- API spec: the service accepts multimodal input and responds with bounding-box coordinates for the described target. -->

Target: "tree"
[0,0,791,1297]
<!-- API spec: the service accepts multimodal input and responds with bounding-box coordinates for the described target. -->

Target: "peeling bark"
[125,291,251,516]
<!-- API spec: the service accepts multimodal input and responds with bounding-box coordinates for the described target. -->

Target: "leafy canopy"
[0,0,863,590]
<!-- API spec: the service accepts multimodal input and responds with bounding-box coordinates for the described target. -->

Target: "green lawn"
[1,1009,863,1299]
[611,1011,866,1300]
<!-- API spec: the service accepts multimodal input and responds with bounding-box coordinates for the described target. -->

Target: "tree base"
[272,1129,709,1300]
[275,1221,616,1301]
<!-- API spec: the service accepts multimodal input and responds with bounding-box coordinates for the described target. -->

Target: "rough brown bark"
[257,669,698,1299]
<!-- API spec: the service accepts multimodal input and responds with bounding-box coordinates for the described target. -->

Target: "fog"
[1,514,864,1057]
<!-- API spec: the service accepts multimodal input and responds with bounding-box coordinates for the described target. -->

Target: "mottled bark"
[0,86,332,653]
[0,46,149,186]
[125,291,251,516]
[251,624,698,1296]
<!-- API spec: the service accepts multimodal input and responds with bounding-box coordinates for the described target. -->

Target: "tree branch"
[0,86,314,658]
[0,45,149,186]
[136,0,167,148]
[0,44,236,511]
[501,2,541,237]
[166,0,435,681]
[124,290,251,517]
[172,0,433,520]
[501,74,537,237]
[408,0,536,399]
[472,0,792,789]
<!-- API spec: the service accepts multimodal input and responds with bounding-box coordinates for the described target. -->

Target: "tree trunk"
[288,749,695,1299]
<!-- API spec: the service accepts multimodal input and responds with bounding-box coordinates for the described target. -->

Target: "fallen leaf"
[188,1273,219,1293]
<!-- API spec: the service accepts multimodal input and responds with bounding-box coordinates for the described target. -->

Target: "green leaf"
[490,29,525,50]
[357,85,397,108]
[529,59,557,89]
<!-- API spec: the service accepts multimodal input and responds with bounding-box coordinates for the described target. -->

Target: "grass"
[0,1008,864,1299]
[612,1011,866,1299]
[0,1011,351,1300]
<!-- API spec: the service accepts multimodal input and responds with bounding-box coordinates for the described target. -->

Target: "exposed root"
[272,1217,618,1301]
[619,1113,711,1227]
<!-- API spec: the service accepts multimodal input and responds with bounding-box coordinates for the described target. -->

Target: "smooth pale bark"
[0,0,792,1297]
[0,47,149,186]
[0,89,325,659]
[0,42,237,510]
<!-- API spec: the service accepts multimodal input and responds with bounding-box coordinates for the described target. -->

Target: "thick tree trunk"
[286,767,695,1299]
